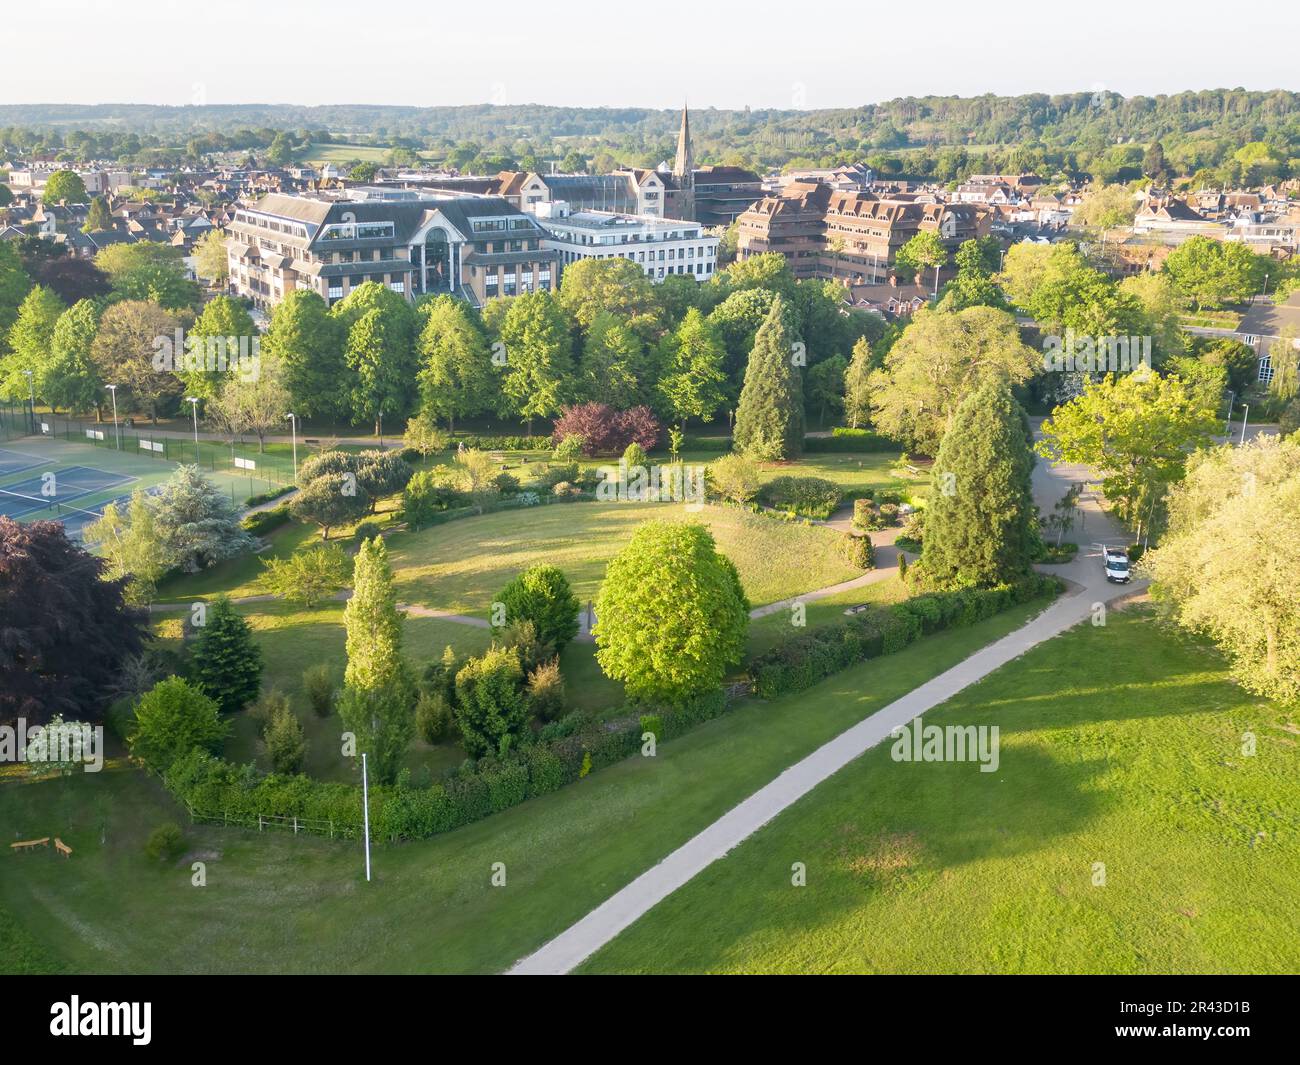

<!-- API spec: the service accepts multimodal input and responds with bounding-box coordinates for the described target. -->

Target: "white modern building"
[536,202,719,282]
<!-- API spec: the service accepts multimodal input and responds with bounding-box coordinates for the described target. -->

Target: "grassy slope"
[0,601,1047,974]
[580,610,1300,974]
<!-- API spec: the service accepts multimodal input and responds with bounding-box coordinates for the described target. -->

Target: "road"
[508,443,1142,975]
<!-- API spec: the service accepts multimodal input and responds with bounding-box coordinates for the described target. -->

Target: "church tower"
[672,102,696,220]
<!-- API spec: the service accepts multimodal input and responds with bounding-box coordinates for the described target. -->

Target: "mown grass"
[580,610,1300,974]
[0,598,1049,974]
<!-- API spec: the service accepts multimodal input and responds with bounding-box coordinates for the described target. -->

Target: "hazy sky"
[3,0,1296,111]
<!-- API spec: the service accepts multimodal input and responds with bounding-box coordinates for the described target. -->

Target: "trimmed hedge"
[804,428,897,453]
[456,434,552,452]
[158,690,728,844]
[748,574,1061,698]
[759,475,842,520]
[245,485,295,507]
[241,504,291,536]
[838,531,875,570]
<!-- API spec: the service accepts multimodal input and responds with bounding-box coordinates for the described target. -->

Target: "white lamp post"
[186,396,200,460]
[361,752,372,883]
[105,384,121,449]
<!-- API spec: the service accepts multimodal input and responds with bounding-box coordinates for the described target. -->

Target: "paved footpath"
[508,447,1138,975]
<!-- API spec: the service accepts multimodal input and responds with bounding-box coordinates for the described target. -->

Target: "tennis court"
[0,448,42,477]
[0,465,136,519]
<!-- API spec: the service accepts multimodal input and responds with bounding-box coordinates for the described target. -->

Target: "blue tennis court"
[0,465,136,519]
[0,448,42,476]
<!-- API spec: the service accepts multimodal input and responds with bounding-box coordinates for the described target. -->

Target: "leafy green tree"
[894,230,948,284]
[843,337,874,429]
[191,229,228,284]
[594,520,749,704]
[1072,184,1136,229]
[191,596,263,714]
[260,543,350,606]
[580,311,647,408]
[42,170,88,204]
[263,290,348,422]
[89,299,182,422]
[41,299,102,414]
[334,281,418,434]
[497,564,580,650]
[717,252,796,299]
[914,380,1039,589]
[452,646,528,758]
[868,305,1038,453]
[805,353,848,427]
[1038,372,1219,531]
[339,536,413,782]
[1,285,63,401]
[208,350,290,452]
[129,677,228,770]
[184,295,256,401]
[83,489,168,605]
[732,294,804,460]
[416,294,494,433]
[499,290,575,433]
[0,242,32,354]
[707,452,762,503]
[1144,436,1300,701]
[1266,327,1299,402]
[401,411,449,457]
[558,257,662,335]
[263,700,307,775]
[708,286,779,385]
[1165,236,1263,311]
[95,242,199,311]
[658,307,727,429]
[290,472,367,540]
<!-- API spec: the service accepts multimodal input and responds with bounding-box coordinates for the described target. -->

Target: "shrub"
[302,664,336,718]
[492,471,520,495]
[260,543,349,607]
[494,619,555,674]
[639,713,663,741]
[707,453,762,504]
[878,502,900,525]
[852,497,874,529]
[453,647,528,758]
[497,564,580,650]
[415,689,453,744]
[144,822,185,863]
[622,441,648,469]
[759,475,842,519]
[553,433,586,461]
[263,702,307,775]
[353,520,382,543]
[526,658,566,722]
[190,596,262,713]
[130,676,228,771]
[401,469,467,529]
[245,485,295,508]
[839,532,875,569]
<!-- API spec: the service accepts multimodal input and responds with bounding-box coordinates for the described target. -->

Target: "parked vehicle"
[1102,546,1131,584]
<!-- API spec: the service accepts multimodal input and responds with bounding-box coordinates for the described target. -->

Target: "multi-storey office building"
[535,202,719,281]
[226,188,559,308]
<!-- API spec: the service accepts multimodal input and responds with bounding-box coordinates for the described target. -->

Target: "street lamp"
[1224,390,1235,437]
[186,396,200,460]
[286,412,298,482]
[22,369,35,434]
[1239,404,1250,446]
[105,384,121,449]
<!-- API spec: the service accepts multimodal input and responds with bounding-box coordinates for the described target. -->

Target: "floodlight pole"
[106,384,121,449]
[286,412,298,481]
[361,752,372,883]
[1224,390,1235,438]
[23,370,35,434]
[1239,404,1249,446]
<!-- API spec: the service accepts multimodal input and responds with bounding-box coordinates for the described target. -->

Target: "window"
[328,283,343,299]
[1258,355,1274,384]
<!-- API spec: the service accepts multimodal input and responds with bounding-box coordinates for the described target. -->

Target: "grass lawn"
[745,576,909,656]
[579,609,1300,974]
[387,500,862,614]
[0,598,1050,974]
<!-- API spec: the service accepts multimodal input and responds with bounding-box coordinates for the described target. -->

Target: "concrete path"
[508,447,1139,975]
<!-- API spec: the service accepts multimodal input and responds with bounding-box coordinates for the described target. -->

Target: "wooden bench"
[10,837,50,853]
[54,838,72,858]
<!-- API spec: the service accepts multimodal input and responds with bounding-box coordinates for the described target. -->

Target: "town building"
[225,187,558,309]
[535,202,718,281]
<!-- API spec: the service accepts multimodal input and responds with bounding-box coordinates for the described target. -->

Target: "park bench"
[54,838,72,858]
[10,837,50,853]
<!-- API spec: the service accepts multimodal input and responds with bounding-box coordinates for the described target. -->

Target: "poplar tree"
[339,536,413,783]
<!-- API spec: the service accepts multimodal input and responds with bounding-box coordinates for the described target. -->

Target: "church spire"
[673,101,693,182]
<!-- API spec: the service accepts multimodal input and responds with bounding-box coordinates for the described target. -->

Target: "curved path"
[508,447,1136,975]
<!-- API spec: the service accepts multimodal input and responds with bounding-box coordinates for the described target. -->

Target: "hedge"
[758,475,842,520]
[241,504,291,536]
[455,434,552,452]
[747,573,1061,698]
[157,690,729,844]
[804,428,897,453]
[838,531,875,569]
[245,485,296,507]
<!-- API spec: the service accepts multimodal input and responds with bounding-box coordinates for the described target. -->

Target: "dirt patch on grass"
[838,827,924,885]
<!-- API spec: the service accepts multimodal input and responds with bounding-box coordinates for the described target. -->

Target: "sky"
[2,0,1297,112]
